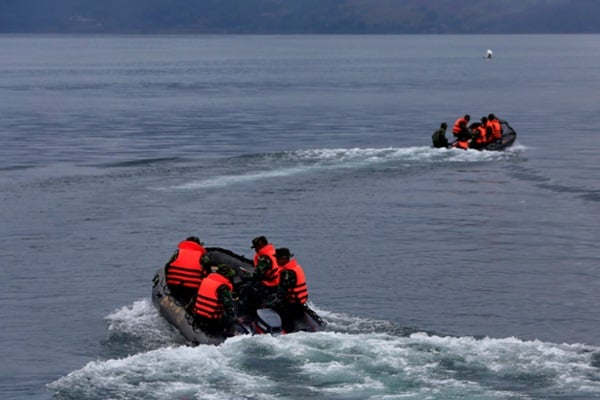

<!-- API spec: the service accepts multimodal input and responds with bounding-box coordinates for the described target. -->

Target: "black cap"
[186,236,203,245]
[251,236,268,249]
[275,248,293,259]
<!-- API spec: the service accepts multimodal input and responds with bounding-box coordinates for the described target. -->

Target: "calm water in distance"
[1,34,599,400]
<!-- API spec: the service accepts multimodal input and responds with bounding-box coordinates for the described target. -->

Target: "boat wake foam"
[48,299,600,400]
[167,145,525,190]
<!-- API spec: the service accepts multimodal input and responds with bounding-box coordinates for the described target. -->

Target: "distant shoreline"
[1,32,599,35]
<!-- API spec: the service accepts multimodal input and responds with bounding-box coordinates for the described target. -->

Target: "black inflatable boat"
[152,247,325,346]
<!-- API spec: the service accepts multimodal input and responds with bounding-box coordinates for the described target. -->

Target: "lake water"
[1,34,599,400]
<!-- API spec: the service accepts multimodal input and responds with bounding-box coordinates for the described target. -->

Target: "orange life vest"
[489,119,502,140]
[253,243,276,267]
[261,264,281,287]
[453,139,470,150]
[166,240,206,289]
[253,244,279,286]
[473,125,488,144]
[193,273,233,320]
[280,259,308,304]
[452,117,469,135]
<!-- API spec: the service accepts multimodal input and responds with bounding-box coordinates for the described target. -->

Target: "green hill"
[1,0,598,33]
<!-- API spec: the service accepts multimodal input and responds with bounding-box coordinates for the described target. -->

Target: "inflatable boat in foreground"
[152,247,325,346]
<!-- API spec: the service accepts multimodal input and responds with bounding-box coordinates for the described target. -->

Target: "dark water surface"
[1,34,599,400]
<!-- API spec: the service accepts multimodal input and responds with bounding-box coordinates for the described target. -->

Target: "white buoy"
[485,49,494,59]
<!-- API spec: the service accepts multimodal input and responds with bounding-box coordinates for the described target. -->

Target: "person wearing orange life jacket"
[470,116,489,149]
[239,255,281,313]
[274,248,308,305]
[452,114,471,137]
[452,114,472,149]
[273,247,309,331]
[487,113,502,142]
[251,235,276,268]
[193,264,237,336]
[165,236,209,306]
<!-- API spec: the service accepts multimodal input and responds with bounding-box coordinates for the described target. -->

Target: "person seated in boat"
[238,255,281,314]
[251,235,277,268]
[453,121,472,149]
[431,122,449,148]
[469,116,489,149]
[193,264,238,336]
[452,114,471,138]
[487,113,502,142]
[451,118,473,150]
[165,236,210,306]
[273,247,309,332]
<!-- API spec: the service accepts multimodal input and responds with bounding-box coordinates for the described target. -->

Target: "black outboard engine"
[255,309,282,335]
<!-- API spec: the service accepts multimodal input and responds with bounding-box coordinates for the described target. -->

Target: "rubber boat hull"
[152,247,325,346]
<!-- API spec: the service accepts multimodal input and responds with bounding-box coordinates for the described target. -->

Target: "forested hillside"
[1,0,598,33]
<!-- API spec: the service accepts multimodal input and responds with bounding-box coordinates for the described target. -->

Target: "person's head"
[275,247,293,265]
[255,255,273,275]
[464,115,471,121]
[488,113,496,120]
[186,236,203,245]
[481,117,488,124]
[251,236,269,252]
[216,264,236,280]
[441,122,447,129]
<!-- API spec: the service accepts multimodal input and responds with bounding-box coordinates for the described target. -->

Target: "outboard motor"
[254,308,282,335]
